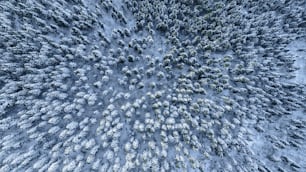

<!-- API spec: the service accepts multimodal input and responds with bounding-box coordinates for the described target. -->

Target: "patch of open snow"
[286,39,306,84]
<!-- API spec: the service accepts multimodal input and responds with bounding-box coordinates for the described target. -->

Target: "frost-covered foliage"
[0,0,306,171]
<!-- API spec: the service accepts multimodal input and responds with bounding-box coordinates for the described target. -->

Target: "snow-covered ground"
[287,39,306,84]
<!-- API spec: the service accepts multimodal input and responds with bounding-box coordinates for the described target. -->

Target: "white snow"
[286,39,306,84]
